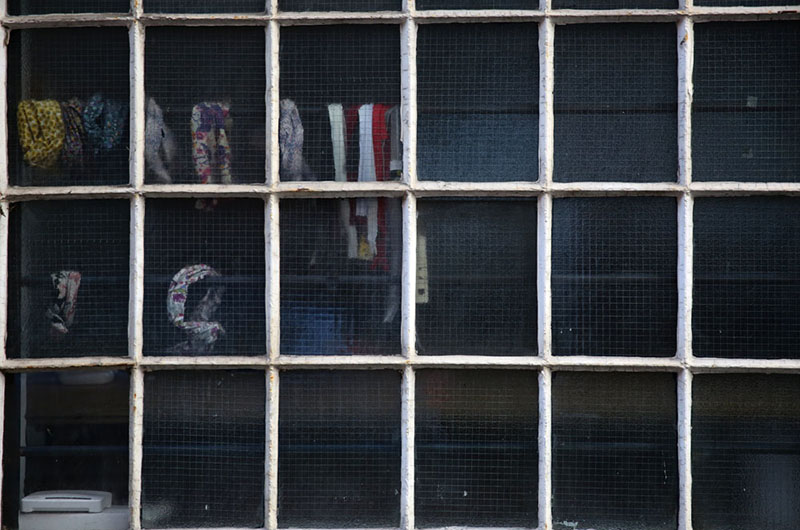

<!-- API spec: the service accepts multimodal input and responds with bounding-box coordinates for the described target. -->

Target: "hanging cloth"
[328,103,358,258]
[280,99,314,180]
[190,102,233,184]
[357,104,379,258]
[83,94,128,155]
[145,97,176,183]
[46,271,82,335]
[18,99,65,169]
[167,264,225,354]
[59,98,86,168]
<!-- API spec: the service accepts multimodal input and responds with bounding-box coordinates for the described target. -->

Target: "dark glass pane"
[696,0,799,6]
[552,197,677,357]
[416,200,537,355]
[552,372,678,530]
[7,200,130,358]
[693,375,800,530]
[418,0,535,10]
[8,28,130,186]
[2,371,130,530]
[693,22,800,181]
[280,199,401,355]
[145,0,265,12]
[279,25,400,182]
[142,371,265,528]
[554,24,677,182]
[278,370,401,527]
[144,199,266,356]
[144,27,266,184]
[553,0,674,8]
[9,0,128,14]
[415,370,538,527]
[280,0,397,12]
[417,24,538,182]
[693,197,800,358]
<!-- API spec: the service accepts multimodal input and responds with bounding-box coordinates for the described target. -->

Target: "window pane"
[415,370,538,527]
[142,370,265,528]
[553,0,674,8]
[554,24,677,182]
[693,197,800,358]
[8,28,130,186]
[552,197,677,357]
[279,25,400,182]
[145,0,265,12]
[144,199,266,356]
[280,199,401,355]
[693,375,800,530]
[2,371,130,530]
[417,24,538,182]
[278,370,401,527]
[417,0,535,10]
[552,372,678,530]
[9,0,128,14]
[696,0,800,6]
[693,22,800,181]
[7,200,130,358]
[280,0,398,12]
[144,27,266,184]
[416,199,537,355]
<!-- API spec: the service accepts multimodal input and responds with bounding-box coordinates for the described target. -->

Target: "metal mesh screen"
[692,22,800,182]
[1,371,130,529]
[417,24,538,182]
[692,374,800,530]
[279,0,398,13]
[142,370,265,528]
[280,199,401,355]
[415,370,538,527]
[693,197,800,359]
[552,0,674,9]
[278,370,401,527]
[695,0,800,6]
[144,27,266,184]
[417,0,535,10]
[551,197,677,357]
[145,0,266,12]
[7,200,130,359]
[8,28,130,186]
[8,0,129,14]
[552,372,678,530]
[416,200,537,356]
[553,23,678,183]
[143,199,266,356]
[278,25,400,182]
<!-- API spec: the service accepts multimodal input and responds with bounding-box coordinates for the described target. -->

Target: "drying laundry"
[18,99,65,169]
[145,97,176,184]
[191,102,233,185]
[167,264,225,354]
[59,98,87,168]
[279,99,313,180]
[46,270,81,335]
[83,94,128,155]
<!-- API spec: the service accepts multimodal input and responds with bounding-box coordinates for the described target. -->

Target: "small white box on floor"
[19,491,128,530]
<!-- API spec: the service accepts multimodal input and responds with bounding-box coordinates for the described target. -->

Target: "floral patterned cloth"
[18,99,65,169]
[83,94,128,155]
[280,99,312,180]
[60,98,87,168]
[46,271,81,335]
[145,97,176,183]
[167,264,225,354]
[190,102,232,184]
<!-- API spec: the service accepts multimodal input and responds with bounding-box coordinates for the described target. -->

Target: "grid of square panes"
[2,7,800,530]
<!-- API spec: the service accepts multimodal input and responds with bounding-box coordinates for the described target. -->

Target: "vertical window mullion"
[266,366,280,530]
[267,21,279,187]
[537,367,553,530]
[678,369,693,530]
[400,365,416,530]
[401,19,417,187]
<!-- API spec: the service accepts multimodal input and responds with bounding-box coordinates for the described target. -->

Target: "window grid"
[0,3,799,530]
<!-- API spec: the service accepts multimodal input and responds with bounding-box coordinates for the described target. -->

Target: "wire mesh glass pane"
[554,24,678,183]
[8,0,128,14]
[2,371,130,530]
[417,0,535,10]
[693,22,800,182]
[417,24,538,182]
[280,199,401,355]
[144,27,266,184]
[144,199,265,356]
[415,370,538,527]
[416,200,537,355]
[552,372,678,530]
[552,0,674,8]
[279,25,400,182]
[8,28,130,186]
[142,370,265,528]
[552,197,677,357]
[145,0,265,12]
[280,0,398,12]
[695,0,800,6]
[693,375,800,530]
[693,197,800,359]
[278,370,401,527]
[7,200,130,359]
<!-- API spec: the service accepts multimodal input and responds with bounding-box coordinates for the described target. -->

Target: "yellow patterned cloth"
[18,99,65,169]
